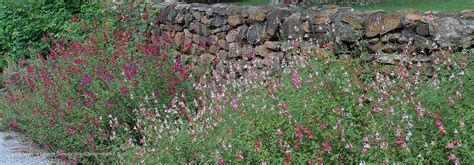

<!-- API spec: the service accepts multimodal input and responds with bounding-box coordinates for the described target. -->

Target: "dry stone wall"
[152,3,474,68]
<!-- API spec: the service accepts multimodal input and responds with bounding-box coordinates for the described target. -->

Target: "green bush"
[0,0,103,69]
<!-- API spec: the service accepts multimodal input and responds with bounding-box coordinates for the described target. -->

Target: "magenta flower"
[120,87,129,94]
[106,101,113,108]
[80,74,91,85]
[84,101,91,107]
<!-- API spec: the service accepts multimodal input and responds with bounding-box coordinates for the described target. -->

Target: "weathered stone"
[369,38,381,44]
[310,9,337,24]
[402,13,422,27]
[192,11,203,20]
[206,35,219,46]
[334,23,356,42]
[265,9,290,36]
[174,32,184,48]
[281,18,301,39]
[311,33,333,43]
[264,41,280,50]
[228,15,244,27]
[191,6,207,12]
[461,10,474,20]
[368,42,400,54]
[200,53,215,64]
[189,22,209,36]
[301,21,310,32]
[311,24,331,33]
[235,25,249,44]
[382,43,398,53]
[255,45,270,57]
[173,24,184,32]
[379,53,402,65]
[210,25,230,34]
[217,39,229,50]
[365,12,401,37]
[167,7,178,23]
[209,16,225,28]
[192,35,205,44]
[209,45,220,54]
[421,15,436,24]
[174,4,189,12]
[226,6,241,15]
[429,17,462,47]
[247,23,264,45]
[414,35,436,50]
[184,13,194,27]
[217,50,228,61]
[460,19,474,35]
[416,23,430,36]
[216,32,227,39]
[225,29,238,42]
[248,8,266,21]
[175,13,185,24]
[399,29,416,43]
[341,12,364,29]
[228,42,241,58]
[381,33,401,42]
[205,8,214,16]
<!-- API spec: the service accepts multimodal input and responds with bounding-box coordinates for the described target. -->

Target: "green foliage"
[0,0,102,69]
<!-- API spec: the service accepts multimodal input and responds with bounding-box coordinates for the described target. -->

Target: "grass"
[241,0,474,11]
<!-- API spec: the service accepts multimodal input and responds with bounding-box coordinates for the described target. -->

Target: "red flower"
[253,139,261,151]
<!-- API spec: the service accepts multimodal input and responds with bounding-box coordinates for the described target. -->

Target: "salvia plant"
[1,2,473,164]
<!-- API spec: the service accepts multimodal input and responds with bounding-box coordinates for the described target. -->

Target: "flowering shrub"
[1,2,473,164]
[1,3,198,163]
[121,44,472,163]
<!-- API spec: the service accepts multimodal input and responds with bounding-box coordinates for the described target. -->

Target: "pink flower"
[322,141,332,153]
[66,125,76,134]
[363,136,369,143]
[80,74,91,85]
[446,142,454,148]
[345,143,353,151]
[275,129,283,135]
[291,69,301,89]
[448,153,456,160]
